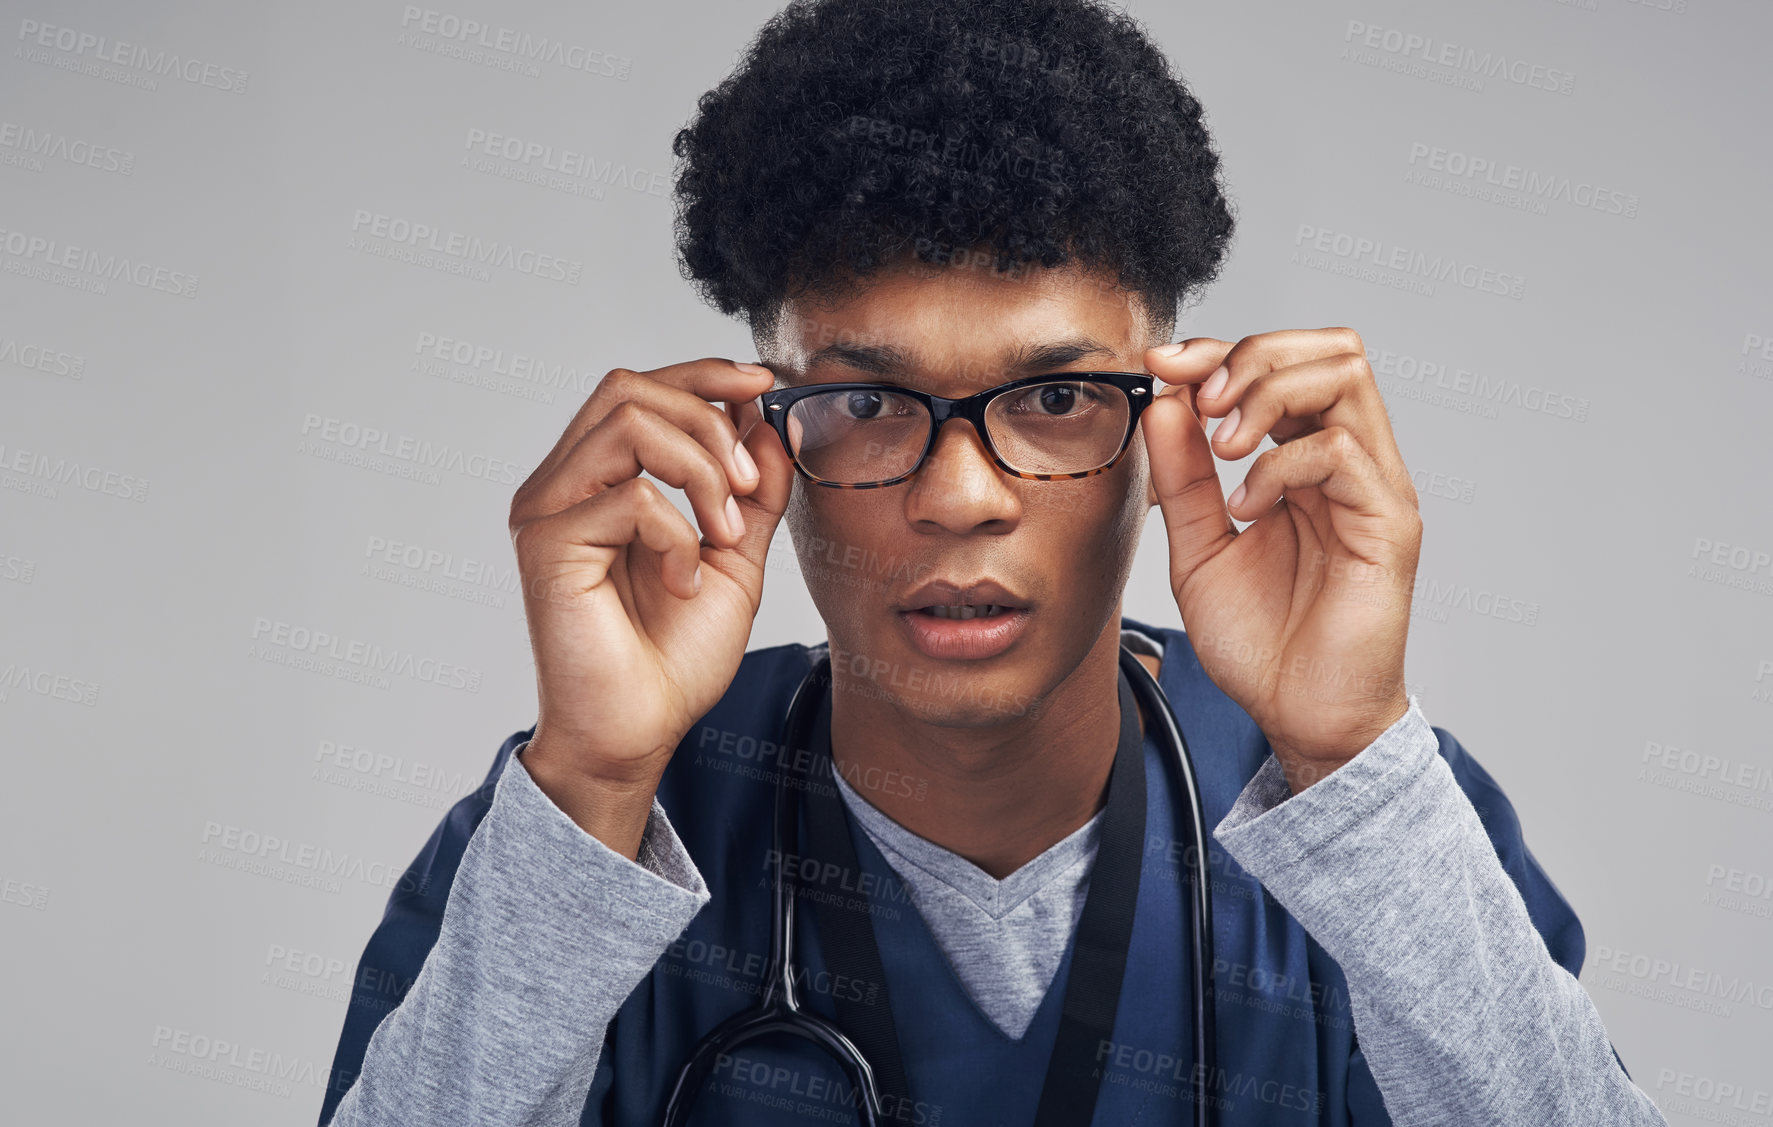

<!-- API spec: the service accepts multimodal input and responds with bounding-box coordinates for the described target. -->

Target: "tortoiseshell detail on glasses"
[757,371,1156,489]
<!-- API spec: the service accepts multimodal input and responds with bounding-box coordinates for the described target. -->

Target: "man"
[320,0,1666,1123]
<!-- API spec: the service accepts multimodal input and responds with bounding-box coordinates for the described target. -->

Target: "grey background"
[2,0,1769,1122]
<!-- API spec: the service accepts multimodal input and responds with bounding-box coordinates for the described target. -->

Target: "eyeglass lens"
[782,378,1132,484]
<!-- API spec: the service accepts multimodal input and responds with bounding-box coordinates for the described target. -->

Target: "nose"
[902,418,1021,535]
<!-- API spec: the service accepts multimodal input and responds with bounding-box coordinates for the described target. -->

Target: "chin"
[826,618,1051,728]
[833,669,1046,729]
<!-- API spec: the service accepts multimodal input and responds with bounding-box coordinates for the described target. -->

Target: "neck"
[828,620,1148,879]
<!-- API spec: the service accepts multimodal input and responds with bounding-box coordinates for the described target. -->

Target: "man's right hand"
[507,358,792,855]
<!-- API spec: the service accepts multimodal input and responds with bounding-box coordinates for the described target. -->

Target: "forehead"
[766,254,1147,393]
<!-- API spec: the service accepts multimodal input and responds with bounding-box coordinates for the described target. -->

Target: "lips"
[920,604,1012,620]
[896,578,1032,660]
[898,578,1028,615]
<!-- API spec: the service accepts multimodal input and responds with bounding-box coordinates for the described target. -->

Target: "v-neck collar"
[832,768,1104,920]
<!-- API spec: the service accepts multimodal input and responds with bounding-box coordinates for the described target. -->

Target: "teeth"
[924,605,1006,620]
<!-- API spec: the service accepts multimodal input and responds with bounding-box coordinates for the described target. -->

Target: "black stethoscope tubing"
[660,645,1216,1127]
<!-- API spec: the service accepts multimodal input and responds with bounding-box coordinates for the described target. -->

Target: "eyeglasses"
[757,372,1155,488]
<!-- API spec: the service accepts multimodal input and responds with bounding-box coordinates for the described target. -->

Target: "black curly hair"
[671,0,1235,344]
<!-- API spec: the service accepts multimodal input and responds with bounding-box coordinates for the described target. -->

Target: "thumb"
[726,398,794,575]
[1143,393,1238,592]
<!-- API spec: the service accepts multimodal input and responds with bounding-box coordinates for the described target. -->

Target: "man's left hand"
[1141,328,1421,793]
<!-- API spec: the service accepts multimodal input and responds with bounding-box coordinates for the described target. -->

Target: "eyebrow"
[800,335,1119,380]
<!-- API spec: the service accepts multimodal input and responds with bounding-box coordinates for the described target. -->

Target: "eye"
[1006,380,1101,418]
[843,390,885,419]
[1036,385,1077,415]
[837,388,915,420]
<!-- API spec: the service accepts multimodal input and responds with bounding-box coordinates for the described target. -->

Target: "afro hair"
[670,0,1235,341]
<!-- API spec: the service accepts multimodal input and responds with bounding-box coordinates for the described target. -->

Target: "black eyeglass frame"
[757,371,1156,489]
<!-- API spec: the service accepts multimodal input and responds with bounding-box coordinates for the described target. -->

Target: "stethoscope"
[660,645,1217,1127]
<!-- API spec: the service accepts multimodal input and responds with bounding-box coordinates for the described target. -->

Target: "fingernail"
[1202,365,1229,399]
[1214,406,1241,444]
[735,361,771,376]
[733,440,758,481]
[726,495,745,537]
[1152,341,1187,357]
[1228,482,1246,510]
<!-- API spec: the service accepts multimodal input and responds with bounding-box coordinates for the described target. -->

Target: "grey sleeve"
[1213,699,1667,1127]
[329,743,711,1126]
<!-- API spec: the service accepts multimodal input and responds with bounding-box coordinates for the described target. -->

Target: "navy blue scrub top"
[319,618,1591,1125]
